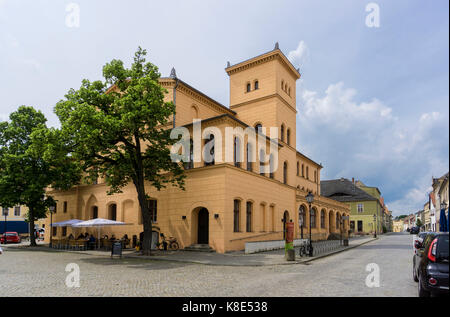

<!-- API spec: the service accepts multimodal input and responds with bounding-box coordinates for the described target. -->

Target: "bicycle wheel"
[170,241,179,251]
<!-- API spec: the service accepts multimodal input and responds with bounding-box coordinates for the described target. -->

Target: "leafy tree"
[0,106,80,246]
[416,219,423,228]
[55,47,186,255]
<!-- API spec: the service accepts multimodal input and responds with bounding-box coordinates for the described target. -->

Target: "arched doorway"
[198,208,209,244]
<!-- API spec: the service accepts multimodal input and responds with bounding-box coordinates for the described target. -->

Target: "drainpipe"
[170,67,178,128]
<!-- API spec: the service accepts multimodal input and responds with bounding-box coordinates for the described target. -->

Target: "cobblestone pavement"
[0,233,416,296]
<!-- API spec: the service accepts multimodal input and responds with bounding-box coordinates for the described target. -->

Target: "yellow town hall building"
[44,44,350,253]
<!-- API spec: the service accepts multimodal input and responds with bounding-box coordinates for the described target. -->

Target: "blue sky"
[1,0,448,216]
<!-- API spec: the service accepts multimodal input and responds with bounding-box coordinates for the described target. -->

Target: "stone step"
[184,244,215,252]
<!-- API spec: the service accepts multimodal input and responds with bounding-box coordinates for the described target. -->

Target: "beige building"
[44,45,350,253]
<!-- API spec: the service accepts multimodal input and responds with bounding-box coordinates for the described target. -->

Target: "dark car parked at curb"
[413,232,449,297]
[410,227,420,234]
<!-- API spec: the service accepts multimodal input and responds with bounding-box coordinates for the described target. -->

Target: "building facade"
[0,205,29,234]
[44,45,350,253]
[320,178,383,235]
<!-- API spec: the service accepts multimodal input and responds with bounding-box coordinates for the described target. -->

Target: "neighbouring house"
[320,178,384,235]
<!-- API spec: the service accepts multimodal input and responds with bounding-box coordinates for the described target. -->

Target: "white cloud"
[288,40,309,67]
[297,82,449,216]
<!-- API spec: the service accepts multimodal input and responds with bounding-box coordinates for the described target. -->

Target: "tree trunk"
[135,181,153,256]
[29,207,36,247]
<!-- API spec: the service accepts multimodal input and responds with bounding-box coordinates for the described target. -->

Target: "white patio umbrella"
[71,218,127,249]
[51,219,83,227]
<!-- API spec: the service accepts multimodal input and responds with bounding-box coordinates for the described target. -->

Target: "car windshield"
[5,233,17,236]
[437,235,449,260]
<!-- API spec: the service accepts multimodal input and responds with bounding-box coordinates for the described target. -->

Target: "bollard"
[286,248,295,261]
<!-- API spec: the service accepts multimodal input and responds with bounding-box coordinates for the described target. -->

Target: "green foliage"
[415,219,423,228]
[0,106,80,245]
[55,47,185,195]
[54,47,186,253]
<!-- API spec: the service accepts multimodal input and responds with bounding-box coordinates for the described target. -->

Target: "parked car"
[0,232,22,244]
[413,232,449,297]
[410,227,420,234]
[413,232,431,255]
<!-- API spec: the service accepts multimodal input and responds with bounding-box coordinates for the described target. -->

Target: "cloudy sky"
[1,0,448,216]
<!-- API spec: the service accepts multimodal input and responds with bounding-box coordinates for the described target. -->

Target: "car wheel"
[418,274,430,297]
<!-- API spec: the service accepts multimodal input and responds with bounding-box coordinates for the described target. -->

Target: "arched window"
[234,137,241,168]
[321,210,326,228]
[283,162,288,184]
[254,124,262,135]
[314,170,317,183]
[336,214,340,229]
[269,153,274,179]
[299,205,306,228]
[108,204,117,220]
[246,83,251,92]
[306,166,309,179]
[254,80,259,90]
[233,200,240,232]
[311,208,316,228]
[301,164,304,177]
[204,134,215,166]
[246,143,253,172]
[246,201,253,232]
[297,161,300,176]
[191,105,199,118]
[287,128,291,145]
[184,138,194,169]
[281,80,284,90]
[259,149,265,176]
[92,206,98,219]
[281,124,285,142]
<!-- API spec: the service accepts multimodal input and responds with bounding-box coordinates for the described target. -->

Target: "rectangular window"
[149,200,157,223]
[62,227,67,237]
[357,204,364,213]
[233,200,240,232]
[2,207,8,216]
[63,201,68,213]
[14,206,21,216]
[52,227,57,237]
[246,202,252,232]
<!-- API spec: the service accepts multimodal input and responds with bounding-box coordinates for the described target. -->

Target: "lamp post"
[3,209,7,245]
[306,192,314,256]
[49,205,55,248]
[373,214,377,238]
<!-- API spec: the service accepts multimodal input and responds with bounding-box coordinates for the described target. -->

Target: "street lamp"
[49,205,55,248]
[3,208,7,245]
[306,192,314,256]
[373,214,377,238]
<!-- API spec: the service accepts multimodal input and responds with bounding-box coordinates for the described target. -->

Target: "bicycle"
[156,233,179,251]
[298,241,310,257]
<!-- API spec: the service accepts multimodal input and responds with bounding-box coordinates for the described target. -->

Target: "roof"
[320,178,378,203]
[160,77,236,116]
[225,47,301,79]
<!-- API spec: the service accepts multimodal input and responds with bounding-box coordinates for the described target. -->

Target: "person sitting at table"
[76,233,85,240]
[88,234,96,250]
[110,234,116,241]
[68,233,75,240]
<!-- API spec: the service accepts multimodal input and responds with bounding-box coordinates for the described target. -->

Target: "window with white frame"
[357,204,364,213]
